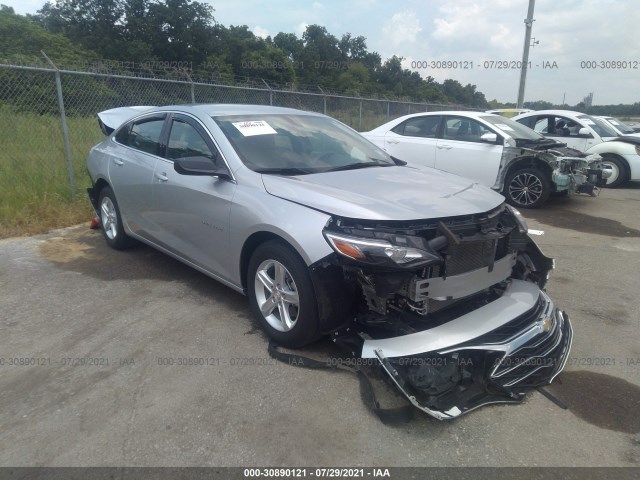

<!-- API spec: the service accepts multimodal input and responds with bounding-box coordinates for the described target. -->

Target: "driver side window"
[443,116,494,143]
[535,116,581,137]
[167,119,217,161]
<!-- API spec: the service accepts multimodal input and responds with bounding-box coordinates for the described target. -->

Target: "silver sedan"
[87,104,571,420]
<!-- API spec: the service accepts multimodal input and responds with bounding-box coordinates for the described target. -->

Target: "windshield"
[214,114,394,174]
[577,115,619,137]
[604,117,635,134]
[480,115,543,140]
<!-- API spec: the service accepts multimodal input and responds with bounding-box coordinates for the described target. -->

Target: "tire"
[504,168,551,209]
[600,154,629,188]
[98,186,136,250]
[247,240,320,348]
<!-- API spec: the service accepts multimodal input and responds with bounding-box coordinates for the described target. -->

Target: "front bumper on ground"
[361,280,573,420]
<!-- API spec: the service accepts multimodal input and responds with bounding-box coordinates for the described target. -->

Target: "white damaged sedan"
[362,112,609,208]
[515,109,640,187]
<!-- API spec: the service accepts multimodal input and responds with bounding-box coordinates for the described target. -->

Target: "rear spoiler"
[97,106,156,135]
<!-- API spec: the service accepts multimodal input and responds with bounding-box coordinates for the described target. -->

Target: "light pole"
[516,0,536,109]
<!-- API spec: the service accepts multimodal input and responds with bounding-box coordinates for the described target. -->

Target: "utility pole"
[516,0,536,109]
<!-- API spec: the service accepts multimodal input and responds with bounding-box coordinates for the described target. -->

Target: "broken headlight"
[323,232,441,268]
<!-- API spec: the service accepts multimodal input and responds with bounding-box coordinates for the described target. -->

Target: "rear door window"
[391,116,441,138]
[127,117,166,156]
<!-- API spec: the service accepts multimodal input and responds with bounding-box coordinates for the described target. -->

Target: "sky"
[5,0,639,105]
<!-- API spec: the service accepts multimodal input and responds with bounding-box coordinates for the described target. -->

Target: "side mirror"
[578,127,593,138]
[480,133,498,143]
[174,156,231,179]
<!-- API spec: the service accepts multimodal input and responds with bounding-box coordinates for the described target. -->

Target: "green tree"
[240,46,295,85]
[0,6,96,63]
[298,25,342,87]
[145,0,215,64]
[273,32,304,62]
[33,0,127,59]
[337,62,369,96]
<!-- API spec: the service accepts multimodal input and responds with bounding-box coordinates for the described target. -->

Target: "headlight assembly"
[324,232,441,268]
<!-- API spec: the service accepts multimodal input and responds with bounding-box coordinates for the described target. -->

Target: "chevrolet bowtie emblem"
[541,316,554,332]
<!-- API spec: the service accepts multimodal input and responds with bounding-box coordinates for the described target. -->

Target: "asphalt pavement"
[1,183,639,467]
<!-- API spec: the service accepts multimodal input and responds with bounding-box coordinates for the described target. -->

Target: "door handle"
[437,144,452,150]
[386,139,399,144]
[156,172,168,182]
[113,159,124,166]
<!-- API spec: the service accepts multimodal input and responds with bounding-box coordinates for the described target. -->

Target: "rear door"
[381,115,441,167]
[108,114,166,238]
[433,116,503,187]
[150,113,236,279]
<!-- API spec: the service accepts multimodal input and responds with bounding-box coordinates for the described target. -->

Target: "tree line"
[1,1,637,115]
[0,0,488,107]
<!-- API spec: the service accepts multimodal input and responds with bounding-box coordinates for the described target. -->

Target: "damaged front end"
[312,204,572,420]
[499,142,611,196]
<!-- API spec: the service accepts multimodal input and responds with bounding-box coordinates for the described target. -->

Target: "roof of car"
[486,108,532,113]
[153,104,324,117]
[389,111,499,121]
[516,109,591,118]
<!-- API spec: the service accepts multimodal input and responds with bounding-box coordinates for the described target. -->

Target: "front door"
[150,114,236,280]
[433,116,504,187]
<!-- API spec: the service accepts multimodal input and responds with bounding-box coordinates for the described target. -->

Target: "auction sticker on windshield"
[496,124,514,131]
[232,120,277,136]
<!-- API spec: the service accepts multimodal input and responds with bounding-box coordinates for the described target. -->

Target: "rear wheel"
[504,168,551,209]
[600,154,629,188]
[98,186,136,250]
[247,240,320,348]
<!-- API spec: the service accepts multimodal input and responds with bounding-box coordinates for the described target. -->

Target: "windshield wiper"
[322,160,394,173]
[253,167,314,175]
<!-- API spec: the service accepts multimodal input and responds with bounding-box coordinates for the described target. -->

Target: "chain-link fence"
[0,63,477,210]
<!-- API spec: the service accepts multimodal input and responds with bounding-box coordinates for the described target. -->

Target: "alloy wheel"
[254,259,300,332]
[100,197,118,240]
[508,172,543,207]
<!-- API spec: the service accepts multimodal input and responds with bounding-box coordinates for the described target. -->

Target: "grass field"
[0,108,103,238]
[0,103,398,239]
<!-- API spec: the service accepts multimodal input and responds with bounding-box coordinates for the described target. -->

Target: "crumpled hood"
[261,166,504,221]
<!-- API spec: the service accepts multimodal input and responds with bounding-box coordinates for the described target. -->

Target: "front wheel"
[247,241,320,348]
[504,168,551,209]
[600,154,629,188]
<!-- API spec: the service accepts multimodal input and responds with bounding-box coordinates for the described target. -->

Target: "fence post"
[386,100,390,121]
[318,86,327,114]
[184,71,196,103]
[261,79,273,105]
[359,99,362,131]
[42,51,75,197]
